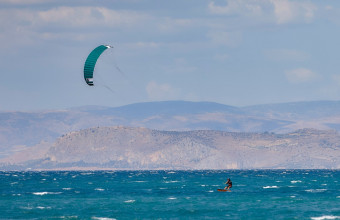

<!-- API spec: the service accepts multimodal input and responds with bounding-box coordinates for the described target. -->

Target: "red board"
[217,189,228,192]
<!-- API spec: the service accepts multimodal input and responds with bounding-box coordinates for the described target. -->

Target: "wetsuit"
[228,180,232,189]
[226,179,232,189]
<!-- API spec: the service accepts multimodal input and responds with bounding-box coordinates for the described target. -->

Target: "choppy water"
[1,170,340,219]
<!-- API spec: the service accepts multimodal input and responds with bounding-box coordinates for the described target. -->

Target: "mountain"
[243,101,340,120]
[1,100,340,158]
[1,126,339,170]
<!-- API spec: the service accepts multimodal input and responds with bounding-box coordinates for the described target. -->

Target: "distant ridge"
[1,126,339,170]
[1,100,340,158]
[243,100,340,119]
[81,101,243,118]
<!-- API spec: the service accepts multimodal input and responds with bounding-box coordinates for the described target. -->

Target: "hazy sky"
[1,0,340,111]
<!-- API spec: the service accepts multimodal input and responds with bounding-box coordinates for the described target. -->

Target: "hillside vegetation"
[1,126,339,170]
[2,100,340,158]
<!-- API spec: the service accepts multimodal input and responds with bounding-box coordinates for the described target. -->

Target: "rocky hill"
[1,126,339,170]
[2,100,340,158]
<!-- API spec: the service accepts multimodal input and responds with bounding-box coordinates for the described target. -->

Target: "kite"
[84,45,113,86]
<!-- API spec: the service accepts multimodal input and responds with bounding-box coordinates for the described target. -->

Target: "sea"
[1,170,340,219]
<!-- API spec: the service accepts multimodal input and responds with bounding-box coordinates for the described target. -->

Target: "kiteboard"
[217,189,230,192]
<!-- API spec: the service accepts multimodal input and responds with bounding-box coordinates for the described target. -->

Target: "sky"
[1,0,340,111]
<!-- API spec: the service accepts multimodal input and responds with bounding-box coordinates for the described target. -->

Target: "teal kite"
[84,45,113,86]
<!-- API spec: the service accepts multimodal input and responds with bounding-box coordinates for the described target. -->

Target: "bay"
[1,170,340,219]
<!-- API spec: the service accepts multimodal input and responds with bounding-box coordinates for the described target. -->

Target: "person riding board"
[224,178,232,191]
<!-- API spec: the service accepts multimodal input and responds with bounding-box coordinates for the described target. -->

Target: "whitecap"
[134,181,147,183]
[208,190,214,193]
[21,206,33,210]
[81,172,94,175]
[95,188,105,191]
[263,186,279,189]
[311,215,340,220]
[291,180,302,184]
[168,197,177,200]
[32,192,62,196]
[92,217,117,220]
[62,188,72,191]
[124,200,135,203]
[36,206,51,209]
[33,192,48,196]
[164,181,179,183]
[305,189,327,193]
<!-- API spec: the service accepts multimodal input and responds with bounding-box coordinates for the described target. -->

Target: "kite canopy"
[84,45,112,86]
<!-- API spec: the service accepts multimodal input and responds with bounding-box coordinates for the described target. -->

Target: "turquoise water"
[1,170,340,219]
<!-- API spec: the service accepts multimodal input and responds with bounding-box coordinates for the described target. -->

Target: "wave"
[311,216,340,220]
[305,189,327,193]
[81,172,94,175]
[12,194,21,196]
[92,217,117,220]
[263,186,278,189]
[164,181,179,183]
[36,206,51,209]
[59,216,79,219]
[95,188,105,191]
[124,200,135,203]
[32,192,62,196]
[291,180,302,184]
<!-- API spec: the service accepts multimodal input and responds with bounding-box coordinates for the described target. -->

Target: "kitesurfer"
[224,178,232,190]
